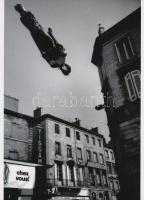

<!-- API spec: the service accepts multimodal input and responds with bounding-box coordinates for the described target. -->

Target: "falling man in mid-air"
[15,4,71,76]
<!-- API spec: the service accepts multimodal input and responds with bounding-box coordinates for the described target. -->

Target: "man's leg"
[15,4,26,16]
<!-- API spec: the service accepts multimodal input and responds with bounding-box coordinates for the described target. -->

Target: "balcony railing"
[46,178,109,188]
[47,179,85,188]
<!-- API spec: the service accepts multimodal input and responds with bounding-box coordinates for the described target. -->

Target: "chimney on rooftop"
[73,118,81,126]
[98,24,105,35]
[4,95,19,112]
[33,107,42,119]
[91,127,98,134]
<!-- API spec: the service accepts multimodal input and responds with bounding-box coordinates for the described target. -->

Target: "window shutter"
[125,72,137,101]
[131,70,140,98]
[114,43,121,62]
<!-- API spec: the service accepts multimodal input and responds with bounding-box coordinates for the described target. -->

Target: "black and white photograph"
[3,0,140,200]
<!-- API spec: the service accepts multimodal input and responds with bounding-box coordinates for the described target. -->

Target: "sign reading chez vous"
[4,162,36,189]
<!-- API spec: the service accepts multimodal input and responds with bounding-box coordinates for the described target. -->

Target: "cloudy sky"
[4,0,140,141]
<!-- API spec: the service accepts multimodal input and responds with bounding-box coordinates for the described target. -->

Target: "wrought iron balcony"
[46,178,85,188]
[46,178,108,189]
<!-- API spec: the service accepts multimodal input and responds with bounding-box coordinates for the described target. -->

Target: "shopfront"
[4,160,38,200]
[89,189,111,200]
[48,187,90,200]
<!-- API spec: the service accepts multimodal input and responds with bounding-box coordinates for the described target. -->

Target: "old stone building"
[32,110,111,200]
[104,143,120,200]
[91,8,140,200]
[4,95,43,200]
[4,95,120,200]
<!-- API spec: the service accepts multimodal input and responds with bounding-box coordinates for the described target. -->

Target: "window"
[98,139,101,147]
[55,124,60,134]
[93,152,98,163]
[76,131,80,140]
[99,193,103,199]
[88,168,95,186]
[110,181,115,191]
[110,151,114,160]
[92,137,95,145]
[55,142,61,155]
[107,163,112,174]
[115,36,134,63]
[86,150,91,161]
[102,171,107,186]
[67,145,72,158]
[56,162,63,181]
[125,70,140,101]
[99,153,104,164]
[77,167,84,185]
[95,169,101,186]
[115,181,120,191]
[77,147,82,160]
[69,166,74,182]
[85,135,89,143]
[112,164,117,174]
[105,150,109,159]
[66,127,70,137]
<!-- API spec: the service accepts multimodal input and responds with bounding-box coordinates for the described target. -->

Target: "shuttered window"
[67,145,72,158]
[125,70,140,101]
[77,147,82,160]
[131,70,140,98]
[55,142,61,155]
[57,163,63,181]
[115,36,134,63]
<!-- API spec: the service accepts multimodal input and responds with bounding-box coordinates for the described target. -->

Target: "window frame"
[110,151,114,160]
[88,167,95,186]
[66,127,70,137]
[95,169,102,186]
[131,70,140,98]
[92,137,95,145]
[124,69,140,102]
[102,170,107,186]
[77,147,83,160]
[85,135,89,143]
[86,150,91,162]
[56,162,63,181]
[67,145,72,158]
[69,165,74,182]
[55,123,60,134]
[55,141,61,155]
[98,139,101,147]
[76,131,80,140]
[105,150,109,159]
[93,152,98,163]
[114,35,135,63]
[99,153,104,164]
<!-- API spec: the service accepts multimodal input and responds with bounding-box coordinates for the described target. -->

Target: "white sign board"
[4,162,36,189]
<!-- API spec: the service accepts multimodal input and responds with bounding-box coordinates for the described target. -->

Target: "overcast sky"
[4,0,140,141]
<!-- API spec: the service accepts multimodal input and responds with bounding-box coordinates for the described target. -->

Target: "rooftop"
[4,108,104,138]
[91,7,140,66]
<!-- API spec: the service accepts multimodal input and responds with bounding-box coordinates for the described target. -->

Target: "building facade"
[33,113,112,200]
[4,95,120,200]
[104,144,120,200]
[4,96,44,200]
[91,8,140,200]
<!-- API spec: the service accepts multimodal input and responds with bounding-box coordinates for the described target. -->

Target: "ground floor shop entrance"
[4,160,38,200]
